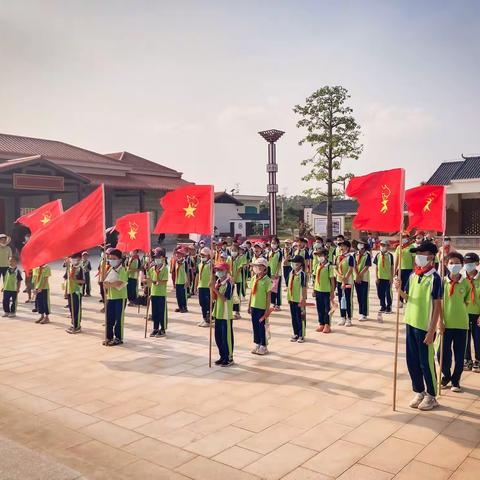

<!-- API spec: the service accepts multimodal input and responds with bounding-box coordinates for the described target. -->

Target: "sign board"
[314,216,343,236]
[13,174,64,191]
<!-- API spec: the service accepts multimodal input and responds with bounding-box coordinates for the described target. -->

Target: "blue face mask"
[216,270,226,278]
[448,264,463,275]
[108,259,121,267]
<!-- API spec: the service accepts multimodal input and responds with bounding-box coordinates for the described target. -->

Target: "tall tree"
[294,86,363,237]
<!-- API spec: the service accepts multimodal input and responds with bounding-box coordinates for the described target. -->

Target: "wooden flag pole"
[437,232,446,396]
[208,236,215,368]
[101,245,109,346]
[144,286,151,338]
[392,231,403,411]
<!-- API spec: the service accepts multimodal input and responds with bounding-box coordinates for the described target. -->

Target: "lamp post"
[258,129,284,237]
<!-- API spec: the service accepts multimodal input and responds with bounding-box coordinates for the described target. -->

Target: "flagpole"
[392,230,403,411]
[208,234,214,368]
[144,287,151,338]
[437,231,446,396]
[101,244,109,346]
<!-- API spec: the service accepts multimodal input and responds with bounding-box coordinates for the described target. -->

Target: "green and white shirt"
[213,279,233,320]
[287,270,306,303]
[197,260,212,288]
[465,272,480,315]
[4,267,22,292]
[107,266,128,300]
[395,244,415,270]
[443,276,471,330]
[148,265,169,297]
[33,266,51,290]
[374,252,394,280]
[249,274,272,310]
[313,263,334,293]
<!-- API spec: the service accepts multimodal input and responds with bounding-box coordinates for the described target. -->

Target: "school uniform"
[440,276,470,387]
[374,251,394,312]
[354,251,371,317]
[98,252,110,303]
[268,249,283,307]
[249,274,272,347]
[3,267,22,315]
[213,278,234,364]
[148,264,169,333]
[67,264,84,330]
[404,268,442,396]
[232,255,247,313]
[327,246,335,265]
[465,271,480,365]
[174,261,188,311]
[335,253,355,320]
[0,245,12,281]
[314,263,334,325]
[288,269,307,338]
[197,260,212,321]
[187,254,198,296]
[127,256,140,304]
[395,244,414,304]
[81,259,92,296]
[33,266,51,315]
[106,265,128,341]
[282,247,293,286]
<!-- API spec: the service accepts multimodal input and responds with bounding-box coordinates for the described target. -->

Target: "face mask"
[415,255,429,268]
[253,266,262,275]
[215,270,226,278]
[357,243,365,250]
[319,256,326,264]
[402,238,409,245]
[109,259,121,267]
[154,258,164,266]
[448,264,462,275]
[380,246,387,253]
[231,251,238,258]
[200,256,208,262]
[71,259,80,266]
[444,241,450,246]
[465,263,477,273]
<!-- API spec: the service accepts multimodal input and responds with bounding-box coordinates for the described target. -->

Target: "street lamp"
[258,129,284,237]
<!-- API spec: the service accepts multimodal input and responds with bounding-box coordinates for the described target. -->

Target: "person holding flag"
[394,233,415,308]
[196,247,212,327]
[146,248,169,337]
[2,255,22,318]
[354,239,371,321]
[374,240,394,318]
[65,252,85,334]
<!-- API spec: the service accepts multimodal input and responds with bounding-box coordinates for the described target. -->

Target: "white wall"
[214,203,241,234]
[447,179,480,194]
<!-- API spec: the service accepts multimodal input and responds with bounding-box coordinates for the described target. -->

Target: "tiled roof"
[312,199,358,215]
[451,156,480,180]
[214,191,243,205]
[105,151,182,177]
[79,173,190,190]
[426,156,480,185]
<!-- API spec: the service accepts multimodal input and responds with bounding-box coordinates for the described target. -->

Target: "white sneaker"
[359,315,368,321]
[8,313,16,318]
[197,321,209,327]
[345,318,352,327]
[297,337,305,343]
[337,317,346,326]
[399,302,404,309]
[251,345,260,354]
[418,394,439,411]
[2,313,8,317]
[451,385,462,393]
[409,392,425,409]
[257,346,268,355]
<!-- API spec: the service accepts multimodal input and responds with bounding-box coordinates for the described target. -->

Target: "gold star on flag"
[184,204,196,218]
[40,213,51,225]
[127,221,138,239]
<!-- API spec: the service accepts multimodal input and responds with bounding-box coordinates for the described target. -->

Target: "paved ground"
[1,262,480,479]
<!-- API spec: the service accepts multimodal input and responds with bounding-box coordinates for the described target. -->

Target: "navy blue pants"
[106,298,126,340]
[399,269,412,304]
[82,272,91,296]
[69,292,82,329]
[376,279,392,312]
[251,307,267,346]
[175,284,188,310]
[151,295,167,331]
[355,281,369,316]
[406,324,437,396]
[336,282,353,319]
[466,314,480,362]
[127,278,138,303]
[315,291,330,325]
[283,266,292,286]
[270,277,282,307]
[215,318,234,362]
[36,289,50,315]
[290,301,305,337]
[198,287,210,319]
[233,283,241,313]
[439,328,467,386]
[3,291,17,313]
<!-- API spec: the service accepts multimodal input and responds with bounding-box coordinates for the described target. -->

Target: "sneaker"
[74,327,81,333]
[35,317,43,324]
[451,385,462,393]
[379,308,386,313]
[2,313,9,317]
[408,392,425,409]
[290,335,299,342]
[251,345,260,354]
[198,321,209,327]
[297,337,305,343]
[180,309,189,313]
[337,317,346,326]
[149,330,158,337]
[32,308,38,313]
[257,346,268,355]
[385,309,393,315]
[473,361,480,373]
[175,308,181,312]
[220,360,231,367]
[345,318,352,327]
[464,360,473,371]
[39,318,50,324]
[109,338,123,346]
[418,394,439,411]
[8,313,16,318]
[102,339,110,346]
[358,315,368,321]
[156,330,166,337]
[273,306,281,311]
[214,358,223,365]
[65,326,74,334]
[441,377,451,389]
[316,325,324,332]
[323,324,331,333]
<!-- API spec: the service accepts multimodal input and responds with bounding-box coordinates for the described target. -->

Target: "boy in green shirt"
[33,264,51,324]
[334,240,355,326]
[196,247,212,327]
[232,244,247,319]
[173,249,189,313]
[395,241,442,411]
[65,252,85,334]
[464,252,480,372]
[374,240,394,317]
[394,234,415,309]
[288,255,307,342]
[103,249,128,346]
[313,248,335,333]
[2,256,22,318]
[268,237,283,311]
[354,239,372,321]
[146,249,169,337]
[127,250,141,306]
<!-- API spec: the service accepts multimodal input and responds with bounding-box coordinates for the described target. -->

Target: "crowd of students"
[1,230,480,410]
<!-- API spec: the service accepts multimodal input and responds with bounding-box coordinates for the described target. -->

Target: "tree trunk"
[327,158,333,238]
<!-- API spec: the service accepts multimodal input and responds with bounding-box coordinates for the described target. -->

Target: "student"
[311,242,322,285]
[464,252,480,372]
[374,240,394,317]
[196,247,212,327]
[334,240,355,326]
[0,234,12,283]
[282,239,293,286]
[33,264,51,324]
[334,235,345,258]
[98,245,110,309]
[231,245,247,319]
[287,255,307,342]
[2,256,22,317]
[212,262,234,366]
[440,252,470,392]
[251,242,265,266]
[126,250,140,306]
[367,233,375,251]
[81,252,92,297]
[103,249,128,346]
[268,237,283,311]
[313,248,335,333]
[395,241,442,410]
[354,239,371,321]
[248,257,272,355]
[173,249,189,313]
[438,237,455,274]
[66,252,85,334]
[146,249,169,337]
[186,245,198,297]
[325,239,335,264]
[394,234,415,308]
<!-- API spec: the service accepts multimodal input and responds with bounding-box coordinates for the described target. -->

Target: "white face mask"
[415,255,429,268]
[154,258,164,266]
[294,263,302,271]
[465,263,477,273]
[253,266,262,275]
[357,243,365,250]
[215,270,226,278]
[71,259,80,266]
[109,259,121,267]
[402,238,409,245]
[319,256,326,264]
[444,241,450,246]
[380,246,387,253]
[231,251,238,258]
[447,264,462,275]
[271,243,278,250]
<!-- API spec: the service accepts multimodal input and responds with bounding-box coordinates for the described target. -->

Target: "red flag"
[405,185,446,233]
[16,199,63,234]
[346,168,405,232]
[115,212,151,253]
[21,186,105,271]
[154,185,214,235]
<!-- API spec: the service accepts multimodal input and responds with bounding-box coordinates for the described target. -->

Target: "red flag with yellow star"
[346,168,405,232]
[154,185,214,235]
[405,185,446,233]
[115,212,151,253]
[16,199,63,234]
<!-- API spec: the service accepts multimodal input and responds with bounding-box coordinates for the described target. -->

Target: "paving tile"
[39,406,99,429]
[342,418,401,448]
[79,420,144,448]
[291,420,353,452]
[393,460,452,479]
[212,446,262,469]
[393,414,450,445]
[67,440,137,469]
[118,459,192,480]
[233,406,292,433]
[449,457,480,480]
[337,464,393,479]
[113,413,154,429]
[238,423,305,454]
[176,456,259,480]
[280,467,333,480]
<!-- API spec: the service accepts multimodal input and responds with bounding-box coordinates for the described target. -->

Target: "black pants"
[336,282,353,319]
[127,278,138,303]
[215,318,234,362]
[36,289,50,315]
[233,283,242,313]
[69,292,82,329]
[251,307,267,346]
[106,298,126,340]
[315,291,330,325]
[466,314,480,362]
[151,295,167,330]
[290,301,305,337]
[3,291,17,313]
[376,279,392,312]
[99,282,105,302]
[439,328,467,386]
[83,272,91,296]
[399,269,412,304]
[354,281,369,316]
[198,287,210,319]
[0,266,7,281]
[176,284,187,310]
[283,266,292,287]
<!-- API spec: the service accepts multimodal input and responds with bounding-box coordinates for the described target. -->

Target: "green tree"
[293,86,363,237]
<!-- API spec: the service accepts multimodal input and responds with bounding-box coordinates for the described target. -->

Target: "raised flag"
[154,185,214,235]
[116,212,151,253]
[346,168,405,232]
[21,186,105,271]
[405,185,446,233]
[16,199,63,234]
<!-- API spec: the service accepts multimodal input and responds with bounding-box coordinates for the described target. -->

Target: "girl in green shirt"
[146,249,169,337]
[33,264,51,324]
[464,252,480,372]
[2,256,22,318]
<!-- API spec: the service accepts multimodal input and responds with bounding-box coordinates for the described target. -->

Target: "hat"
[253,257,268,268]
[284,239,292,244]
[0,234,11,245]
[153,248,166,258]
[291,255,305,265]
[253,242,263,248]
[411,241,438,255]
[109,248,123,259]
[214,262,229,271]
[464,252,479,263]
[380,240,390,246]
[200,247,211,256]
[82,251,89,255]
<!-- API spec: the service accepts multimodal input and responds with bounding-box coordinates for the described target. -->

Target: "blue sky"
[1,0,479,195]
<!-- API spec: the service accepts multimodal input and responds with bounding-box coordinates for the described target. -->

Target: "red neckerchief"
[69,265,76,279]
[356,252,364,265]
[466,273,477,303]
[252,274,264,296]
[444,245,451,255]
[448,274,461,297]
[289,270,297,296]
[381,252,386,268]
[414,265,433,276]
[316,263,325,283]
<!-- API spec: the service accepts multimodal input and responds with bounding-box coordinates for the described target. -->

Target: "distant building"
[305,199,358,237]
